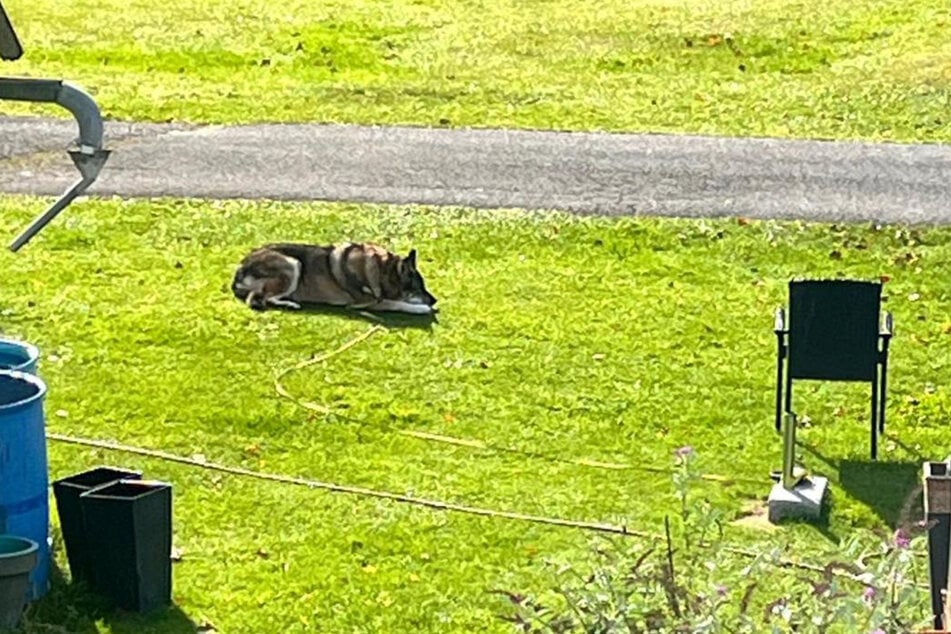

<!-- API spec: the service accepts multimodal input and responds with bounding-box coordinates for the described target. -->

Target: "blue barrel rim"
[0,370,47,412]
[0,337,40,373]
[0,535,39,559]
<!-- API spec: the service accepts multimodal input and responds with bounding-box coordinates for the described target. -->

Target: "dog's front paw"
[405,303,436,315]
[267,298,302,310]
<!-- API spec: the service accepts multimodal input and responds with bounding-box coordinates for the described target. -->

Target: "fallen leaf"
[170,547,184,562]
[592,353,606,361]
[256,548,269,560]
[880,275,891,283]
[909,292,921,301]
[55,409,68,418]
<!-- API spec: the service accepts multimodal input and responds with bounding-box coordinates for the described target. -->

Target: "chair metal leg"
[879,361,888,435]
[784,372,793,422]
[775,346,785,433]
[871,378,879,460]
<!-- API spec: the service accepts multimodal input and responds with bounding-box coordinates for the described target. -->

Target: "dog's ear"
[405,249,418,269]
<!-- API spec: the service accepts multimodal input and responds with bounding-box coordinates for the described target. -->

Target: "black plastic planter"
[0,535,38,630]
[51,466,142,584]
[80,480,172,613]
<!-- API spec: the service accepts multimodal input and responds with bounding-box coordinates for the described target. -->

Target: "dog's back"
[261,243,357,306]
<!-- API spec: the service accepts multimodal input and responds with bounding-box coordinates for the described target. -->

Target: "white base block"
[767,476,829,524]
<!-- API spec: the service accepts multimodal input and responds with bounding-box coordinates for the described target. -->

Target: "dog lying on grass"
[231,242,438,315]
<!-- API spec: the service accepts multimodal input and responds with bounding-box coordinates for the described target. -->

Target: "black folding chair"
[774,279,893,460]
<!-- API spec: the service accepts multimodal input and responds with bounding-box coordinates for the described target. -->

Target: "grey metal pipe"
[9,177,88,251]
[8,149,110,251]
[0,77,110,251]
[0,78,105,150]
[56,82,105,151]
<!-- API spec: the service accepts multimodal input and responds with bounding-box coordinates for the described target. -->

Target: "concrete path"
[2,115,950,224]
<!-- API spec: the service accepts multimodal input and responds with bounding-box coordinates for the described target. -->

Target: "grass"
[2,0,947,629]
[1,0,950,141]
[1,195,949,632]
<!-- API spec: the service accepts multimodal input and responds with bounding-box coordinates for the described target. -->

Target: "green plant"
[499,449,932,633]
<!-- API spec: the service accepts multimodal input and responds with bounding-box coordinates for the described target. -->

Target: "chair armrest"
[774,307,786,334]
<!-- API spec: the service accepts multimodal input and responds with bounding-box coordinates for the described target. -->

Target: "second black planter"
[51,466,142,584]
[80,479,172,613]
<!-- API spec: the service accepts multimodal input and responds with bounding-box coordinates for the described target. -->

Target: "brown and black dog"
[231,242,437,314]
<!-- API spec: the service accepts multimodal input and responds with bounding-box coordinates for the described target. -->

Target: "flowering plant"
[498,448,932,633]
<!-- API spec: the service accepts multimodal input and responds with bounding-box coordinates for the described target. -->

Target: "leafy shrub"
[497,448,932,634]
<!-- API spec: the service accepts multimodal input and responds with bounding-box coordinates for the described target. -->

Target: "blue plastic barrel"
[0,370,50,600]
[0,338,39,374]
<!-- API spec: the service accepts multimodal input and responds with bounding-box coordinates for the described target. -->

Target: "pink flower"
[715,584,728,597]
[862,586,876,603]
[893,529,911,549]
[674,446,694,458]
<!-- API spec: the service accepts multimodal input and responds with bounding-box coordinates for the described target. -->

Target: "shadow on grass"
[838,460,922,527]
[18,559,196,634]
[270,302,439,332]
[800,439,922,528]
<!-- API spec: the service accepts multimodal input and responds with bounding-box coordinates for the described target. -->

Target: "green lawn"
[1,195,947,632]
[3,0,949,630]
[2,0,950,141]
